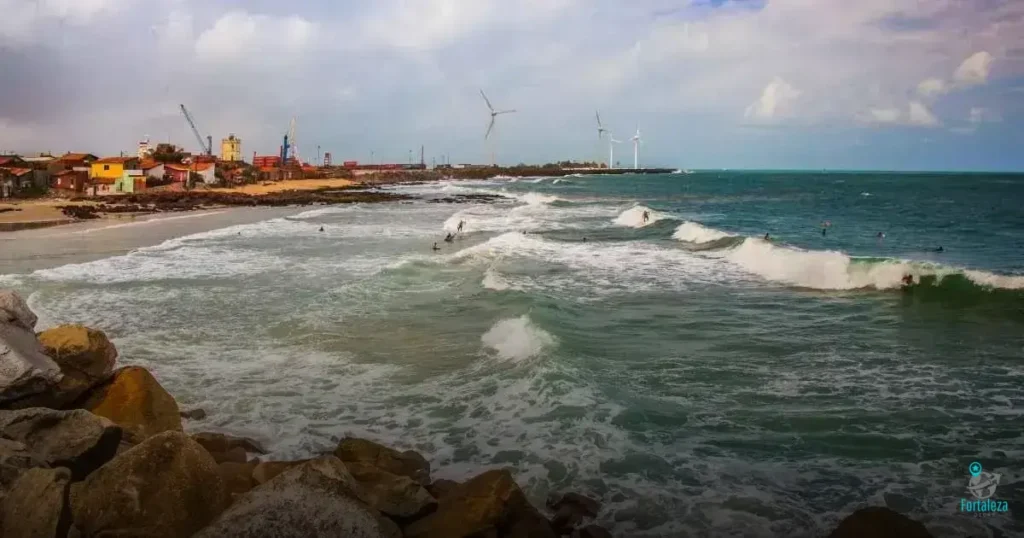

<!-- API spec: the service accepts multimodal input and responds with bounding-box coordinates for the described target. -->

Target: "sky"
[1,0,1023,171]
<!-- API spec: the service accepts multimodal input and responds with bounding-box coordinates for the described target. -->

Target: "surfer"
[582,237,588,243]
[935,246,944,253]
[764,233,771,241]
[642,210,650,224]
[432,242,440,251]
[318,226,324,232]
[822,227,827,236]
[457,220,465,233]
[902,274,914,286]
[444,233,454,243]
[877,232,885,239]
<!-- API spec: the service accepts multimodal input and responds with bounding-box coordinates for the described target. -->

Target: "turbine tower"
[481,89,516,165]
[596,111,608,168]
[632,127,641,170]
[608,134,622,169]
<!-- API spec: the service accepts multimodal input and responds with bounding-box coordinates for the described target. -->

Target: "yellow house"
[221,134,242,162]
[90,157,139,180]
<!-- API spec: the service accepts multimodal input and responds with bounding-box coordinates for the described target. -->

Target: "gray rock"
[0,315,63,405]
[1,467,72,538]
[70,431,227,538]
[181,408,208,420]
[0,289,38,331]
[0,437,43,503]
[193,455,390,538]
[346,461,436,519]
[0,408,122,480]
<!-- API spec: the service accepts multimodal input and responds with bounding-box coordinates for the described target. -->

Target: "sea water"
[2,171,1022,537]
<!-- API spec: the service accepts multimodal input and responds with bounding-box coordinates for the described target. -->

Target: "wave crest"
[673,222,734,244]
[613,205,670,228]
[481,315,555,362]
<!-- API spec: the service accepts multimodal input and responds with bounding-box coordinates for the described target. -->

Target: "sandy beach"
[0,177,359,231]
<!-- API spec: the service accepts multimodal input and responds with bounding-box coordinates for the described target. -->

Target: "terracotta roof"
[91,177,117,185]
[54,169,83,176]
[165,164,188,171]
[0,157,22,166]
[95,157,136,164]
[60,153,97,161]
[140,160,162,170]
[3,167,33,177]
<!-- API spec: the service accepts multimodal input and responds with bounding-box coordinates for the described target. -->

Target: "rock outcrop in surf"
[0,289,938,537]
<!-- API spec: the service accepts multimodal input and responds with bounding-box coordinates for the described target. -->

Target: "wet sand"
[0,206,301,275]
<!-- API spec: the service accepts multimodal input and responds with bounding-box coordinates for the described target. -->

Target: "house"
[165,162,216,185]
[89,177,116,196]
[0,168,35,197]
[90,157,139,181]
[113,170,147,194]
[0,155,27,170]
[58,153,98,169]
[51,169,89,196]
[21,155,61,189]
[140,160,165,179]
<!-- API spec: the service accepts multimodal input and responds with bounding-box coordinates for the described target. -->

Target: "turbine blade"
[485,117,495,139]
[480,90,494,112]
[596,111,602,128]
[496,109,516,115]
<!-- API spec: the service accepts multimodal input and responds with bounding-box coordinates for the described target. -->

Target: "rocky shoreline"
[1,289,937,537]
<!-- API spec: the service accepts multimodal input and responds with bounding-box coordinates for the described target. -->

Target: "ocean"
[2,171,1022,537]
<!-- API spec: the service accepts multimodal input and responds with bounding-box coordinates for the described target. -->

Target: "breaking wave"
[481,315,556,362]
[672,221,735,244]
[612,205,672,228]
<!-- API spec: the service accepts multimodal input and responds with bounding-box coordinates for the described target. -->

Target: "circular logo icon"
[969,461,983,477]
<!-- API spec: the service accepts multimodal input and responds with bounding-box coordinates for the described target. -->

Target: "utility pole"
[317,145,321,167]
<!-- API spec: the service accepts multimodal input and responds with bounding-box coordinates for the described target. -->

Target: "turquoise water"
[2,172,1022,537]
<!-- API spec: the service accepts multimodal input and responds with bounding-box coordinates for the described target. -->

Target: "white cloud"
[0,0,131,45]
[860,102,939,127]
[916,78,947,98]
[744,77,801,120]
[969,107,1001,124]
[908,101,939,126]
[195,11,317,64]
[867,108,902,124]
[954,51,994,86]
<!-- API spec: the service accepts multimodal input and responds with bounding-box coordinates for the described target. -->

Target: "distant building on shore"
[253,155,281,168]
[90,157,139,181]
[221,134,242,162]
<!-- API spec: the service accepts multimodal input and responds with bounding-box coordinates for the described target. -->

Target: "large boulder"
[193,431,268,462]
[403,469,549,538]
[37,325,117,403]
[70,430,227,538]
[548,491,602,534]
[335,437,431,486]
[0,408,121,480]
[193,455,392,538]
[828,507,934,538]
[78,366,182,442]
[0,437,42,500]
[1,467,72,538]
[252,459,311,485]
[219,461,258,504]
[346,460,437,519]
[0,289,38,331]
[0,291,62,406]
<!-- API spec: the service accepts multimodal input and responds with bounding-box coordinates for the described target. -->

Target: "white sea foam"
[720,238,940,290]
[481,315,555,362]
[612,205,670,228]
[672,221,734,243]
[482,267,511,291]
[963,270,1024,289]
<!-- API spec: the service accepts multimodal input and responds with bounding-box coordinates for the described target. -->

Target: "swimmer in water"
[457,220,465,233]
[582,237,587,242]
[319,226,324,232]
[431,242,440,251]
[444,233,454,243]
[877,232,885,239]
[935,246,944,252]
[902,274,914,286]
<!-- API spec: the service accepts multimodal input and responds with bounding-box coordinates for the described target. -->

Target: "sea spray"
[481,315,556,362]
[673,221,734,244]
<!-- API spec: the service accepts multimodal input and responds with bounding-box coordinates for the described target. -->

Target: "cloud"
[744,77,801,120]
[195,11,317,65]
[954,51,994,86]
[908,101,939,126]
[916,78,947,98]
[860,102,939,127]
[0,0,133,45]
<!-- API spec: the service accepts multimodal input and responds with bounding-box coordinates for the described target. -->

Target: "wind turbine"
[596,111,607,139]
[481,90,516,165]
[632,127,641,170]
[608,134,622,169]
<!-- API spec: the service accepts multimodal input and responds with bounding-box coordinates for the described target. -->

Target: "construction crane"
[179,104,212,155]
